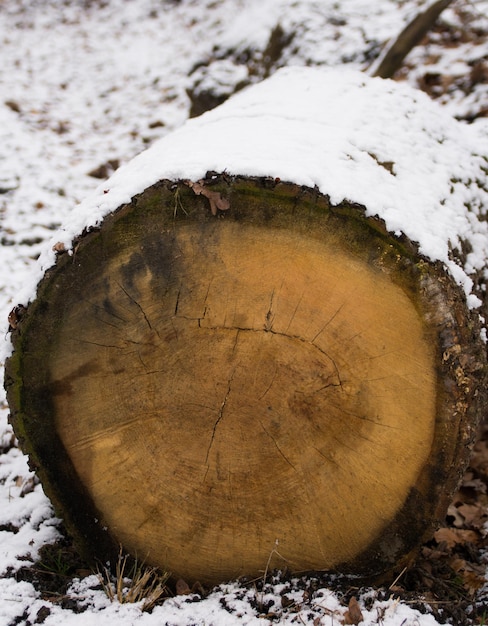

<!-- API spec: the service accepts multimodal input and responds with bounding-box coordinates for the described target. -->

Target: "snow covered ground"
[1,0,487,624]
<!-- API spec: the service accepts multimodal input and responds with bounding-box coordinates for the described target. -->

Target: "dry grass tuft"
[98,549,171,612]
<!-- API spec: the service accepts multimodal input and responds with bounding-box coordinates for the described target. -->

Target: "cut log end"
[5,176,486,585]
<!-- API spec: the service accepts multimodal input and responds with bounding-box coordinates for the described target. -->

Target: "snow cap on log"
[27,67,487,313]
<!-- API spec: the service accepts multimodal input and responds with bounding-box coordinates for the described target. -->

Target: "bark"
[4,176,486,585]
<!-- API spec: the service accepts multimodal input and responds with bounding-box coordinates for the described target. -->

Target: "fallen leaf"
[281,595,295,608]
[449,557,486,595]
[343,596,363,625]
[8,304,26,331]
[447,503,465,528]
[52,242,67,253]
[186,179,230,215]
[457,502,488,529]
[434,527,479,549]
[87,159,120,179]
[175,579,191,595]
[5,100,21,113]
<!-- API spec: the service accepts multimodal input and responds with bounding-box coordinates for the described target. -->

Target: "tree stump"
[5,176,486,584]
[4,67,488,585]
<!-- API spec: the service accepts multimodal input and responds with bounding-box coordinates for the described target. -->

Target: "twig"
[389,566,407,590]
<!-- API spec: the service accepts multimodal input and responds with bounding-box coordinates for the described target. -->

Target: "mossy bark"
[4,175,486,585]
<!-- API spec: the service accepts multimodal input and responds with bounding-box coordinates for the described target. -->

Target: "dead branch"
[371,0,455,79]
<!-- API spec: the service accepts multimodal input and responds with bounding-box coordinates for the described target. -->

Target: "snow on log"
[4,67,488,585]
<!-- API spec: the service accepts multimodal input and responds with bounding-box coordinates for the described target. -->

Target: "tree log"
[4,176,486,585]
[4,67,488,585]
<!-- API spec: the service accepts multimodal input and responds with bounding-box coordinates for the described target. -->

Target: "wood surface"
[5,176,486,584]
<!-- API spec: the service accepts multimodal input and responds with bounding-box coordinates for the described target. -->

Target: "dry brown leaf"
[462,569,486,595]
[463,477,487,493]
[7,304,26,331]
[343,596,363,625]
[434,527,479,548]
[19,476,37,497]
[457,503,488,529]
[175,578,191,595]
[186,179,230,215]
[52,241,67,253]
[449,557,486,595]
[281,595,295,609]
[447,503,465,528]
